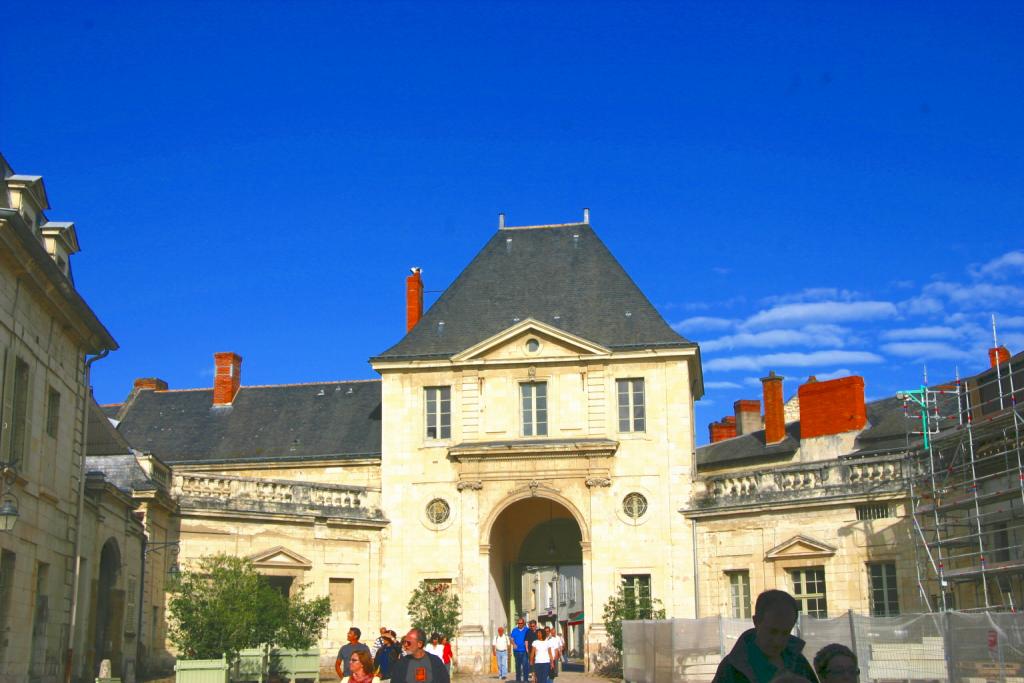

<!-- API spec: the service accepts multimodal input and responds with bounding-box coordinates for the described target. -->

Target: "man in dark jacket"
[712,590,818,683]
[393,627,450,683]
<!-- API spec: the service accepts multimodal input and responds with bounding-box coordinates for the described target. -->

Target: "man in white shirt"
[547,628,564,669]
[492,626,511,680]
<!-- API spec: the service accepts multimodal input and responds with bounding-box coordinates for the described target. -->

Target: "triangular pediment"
[452,318,611,362]
[247,546,313,569]
[765,535,837,561]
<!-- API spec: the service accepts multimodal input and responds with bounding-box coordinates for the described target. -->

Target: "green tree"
[407,580,462,639]
[167,554,331,661]
[601,584,666,654]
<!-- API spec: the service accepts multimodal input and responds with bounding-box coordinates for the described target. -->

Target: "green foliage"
[167,554,329,662]
[407,580,462,640]
[601,585,666,654]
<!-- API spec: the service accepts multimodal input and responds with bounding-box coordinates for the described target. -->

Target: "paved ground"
[145,670,615,682]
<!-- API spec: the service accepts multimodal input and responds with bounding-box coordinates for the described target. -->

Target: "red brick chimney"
[709,416,737,443]
[798,375,867,439]
[761,371,786,444]
[734,399,762,435]
[406,268,424,332]
[134,377,168,391]
[213,352,242,406]
[989,346,1011,368]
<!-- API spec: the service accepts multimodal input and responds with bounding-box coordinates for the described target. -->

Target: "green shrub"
[601,585,666,654]
[407,580,461,639]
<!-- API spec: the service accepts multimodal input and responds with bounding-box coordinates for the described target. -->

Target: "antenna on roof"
[499,212,505,229]
[583,208,590,224]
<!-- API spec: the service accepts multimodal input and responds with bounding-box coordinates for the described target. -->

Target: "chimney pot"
[213,352,242,406]
[709,418,737,443]
[499,212,506,229]
[760,371,786,444]
[406,268,424,332]
[989,346,1011,368]
[583,208,590,224]
[134,377,168,392]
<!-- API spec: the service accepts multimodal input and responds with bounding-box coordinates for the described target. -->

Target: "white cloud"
[760,288,861,305]
[815,368,852,381]
[924,281,1024,308]
[881,326,960,341]
[971,250,1024,279]
[998,316,1024,329]
[880,342,971,360]
[702,325,846,352]
[704,350,884,372]
[900,295,944,316]
[705,381,742,390]
[742,301,898,329]
[1000,332,1024,351]
[673,316,735,332]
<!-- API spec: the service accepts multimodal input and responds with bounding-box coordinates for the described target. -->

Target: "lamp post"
[144,540,181,575]
[0,464,18,532]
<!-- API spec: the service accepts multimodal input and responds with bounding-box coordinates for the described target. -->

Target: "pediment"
[452,319,610,362]
[764,535,837,561]
[247,546,313,569]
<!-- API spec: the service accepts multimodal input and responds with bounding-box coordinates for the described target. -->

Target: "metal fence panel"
[622,612,1024,683]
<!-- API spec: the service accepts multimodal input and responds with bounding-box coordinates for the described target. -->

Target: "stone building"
[690,373,916,621]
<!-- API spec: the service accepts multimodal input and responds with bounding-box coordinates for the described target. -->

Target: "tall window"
[521,382,547,436]
[10,358,30,465]
[424,386,451,439]
[790,567,827,618]
[46,387,61,439]
[726,571,751,619]
[0,550,15,646]
[617,378,646,432]
[868,562,899,616]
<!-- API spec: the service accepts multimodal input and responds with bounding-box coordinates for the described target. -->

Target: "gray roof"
[85,454,159,493]
[88,398,134,456]
[115,380,382,465]
[373,223,692,360]
[696,422,800,467]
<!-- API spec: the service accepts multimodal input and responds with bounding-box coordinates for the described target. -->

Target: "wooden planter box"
[269,648,321,682]
[175,655,230,683]
[234,647,269,682]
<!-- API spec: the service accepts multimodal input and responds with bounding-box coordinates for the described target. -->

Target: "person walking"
[529,627,552,683]
[425,633,445,660]
[525,620,538,680]
[492,626,511,680]
[545,626,562,679]
[813,644,859,683]
[336,627,372,680]
[346,650,380,683]
[510,618,529,683]
[711,590,818,683]
[374,634,402,680]
[442,636,454,675]
[393,628,450,683]
[372,627,389,657]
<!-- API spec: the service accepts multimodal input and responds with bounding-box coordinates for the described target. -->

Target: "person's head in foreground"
[814,643,859,683]
[403,628,427,657]
[350,650,374,678]
[752,590,799,659]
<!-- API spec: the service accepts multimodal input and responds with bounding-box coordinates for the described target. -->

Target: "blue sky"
[3,2,1022,444]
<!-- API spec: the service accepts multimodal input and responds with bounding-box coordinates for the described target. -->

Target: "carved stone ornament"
[585,477,612,488]
[528,365,537,379]
[529,480,541,496]
[456,480,483,491]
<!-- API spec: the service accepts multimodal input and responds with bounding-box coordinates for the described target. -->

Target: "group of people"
[335,626,455,683]
[491,618,566,683]
[712,589,861,683]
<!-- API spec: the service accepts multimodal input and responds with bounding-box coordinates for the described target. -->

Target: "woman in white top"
[529,627,552,683]
[425,632,445,659]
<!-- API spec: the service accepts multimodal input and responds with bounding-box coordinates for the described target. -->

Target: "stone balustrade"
[696,454,908,509]
[173,472,384,521]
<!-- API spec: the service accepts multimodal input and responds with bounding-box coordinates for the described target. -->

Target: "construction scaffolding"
[902,345,1024,613]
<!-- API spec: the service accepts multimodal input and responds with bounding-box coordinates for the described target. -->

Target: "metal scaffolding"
[902,345,1024,612]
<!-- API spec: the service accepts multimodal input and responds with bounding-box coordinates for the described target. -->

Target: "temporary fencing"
[622,611,1024,683]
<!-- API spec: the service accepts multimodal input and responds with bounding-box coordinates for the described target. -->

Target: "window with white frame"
[868,562,899,616]
[424,386,451,439]
[520,382,548,436]
[617,378,646,432]
[790,567,827,618]
[726,570,751,619]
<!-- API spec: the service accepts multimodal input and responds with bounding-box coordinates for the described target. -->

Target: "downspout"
[65,349,109,683]
[691,518,700,617]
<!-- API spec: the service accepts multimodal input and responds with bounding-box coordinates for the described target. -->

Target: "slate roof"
[115,380,382,465]
[373,223,693,361]
[85,454,159,493]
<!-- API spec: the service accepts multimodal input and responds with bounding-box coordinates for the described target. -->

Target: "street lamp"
[0,464,18,532]
[145,540,181,575]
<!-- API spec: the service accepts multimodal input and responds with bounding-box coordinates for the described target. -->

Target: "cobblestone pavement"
[454,672,612,683]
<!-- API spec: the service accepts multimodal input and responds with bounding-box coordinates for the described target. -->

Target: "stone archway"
[486,495,587,669]
[94,538,125,678]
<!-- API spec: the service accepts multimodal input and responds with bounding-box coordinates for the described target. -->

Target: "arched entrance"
[487,496,586,668]
[94,539,125,678]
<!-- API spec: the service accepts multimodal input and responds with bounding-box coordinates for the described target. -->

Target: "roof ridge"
[136,378,382,394]
[500,222,588,231]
